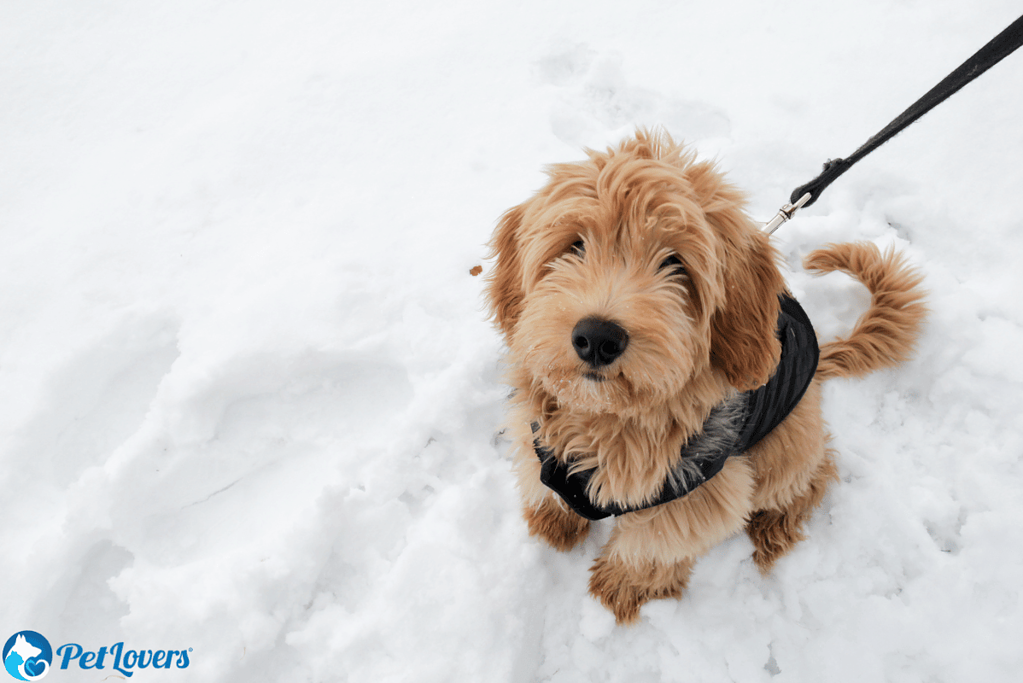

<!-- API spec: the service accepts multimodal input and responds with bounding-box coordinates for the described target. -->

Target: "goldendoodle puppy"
[485,129,926,624]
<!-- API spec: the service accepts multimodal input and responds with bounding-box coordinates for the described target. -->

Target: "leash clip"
[763,192,811,235]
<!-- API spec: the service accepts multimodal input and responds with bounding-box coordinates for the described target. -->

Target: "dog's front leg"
[513,445,590,551]
[523,495,590,552]
[589,459,755,624]
[589,541,694,625]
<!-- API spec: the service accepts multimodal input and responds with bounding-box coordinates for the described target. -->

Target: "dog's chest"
[529,294,821,520]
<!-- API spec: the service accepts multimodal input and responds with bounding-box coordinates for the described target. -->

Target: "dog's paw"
[523,498,590,552]
[588,557,645,625]
[588,554,693,625]
[746,509,806,574]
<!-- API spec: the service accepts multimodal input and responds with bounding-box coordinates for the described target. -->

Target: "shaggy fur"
[485,129,926,624]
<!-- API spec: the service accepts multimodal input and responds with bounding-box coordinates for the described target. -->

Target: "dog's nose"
[572,317,629,367]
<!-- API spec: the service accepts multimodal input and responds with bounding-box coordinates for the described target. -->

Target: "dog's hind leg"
[745,380,838,572]
[746,449,838,573]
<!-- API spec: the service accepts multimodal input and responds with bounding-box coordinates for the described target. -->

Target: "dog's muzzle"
[572,317,628,369]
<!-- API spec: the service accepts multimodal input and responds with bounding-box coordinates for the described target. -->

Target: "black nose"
[572,317,629,367]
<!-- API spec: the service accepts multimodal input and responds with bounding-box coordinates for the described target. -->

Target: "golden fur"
[485,129,927,624]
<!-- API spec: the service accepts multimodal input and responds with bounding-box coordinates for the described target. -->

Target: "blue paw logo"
[3,632,52,681]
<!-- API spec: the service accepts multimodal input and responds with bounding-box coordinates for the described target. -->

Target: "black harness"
[533,294,819,521]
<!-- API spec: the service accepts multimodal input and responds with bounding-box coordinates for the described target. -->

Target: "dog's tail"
[804,242,927,380]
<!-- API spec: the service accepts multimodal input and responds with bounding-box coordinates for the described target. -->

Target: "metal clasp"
[763,192,811,235]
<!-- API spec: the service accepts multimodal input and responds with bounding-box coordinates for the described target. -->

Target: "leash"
[764,13,1023,235]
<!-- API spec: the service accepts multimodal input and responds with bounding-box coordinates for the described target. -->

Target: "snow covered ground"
[2,1,1022,681]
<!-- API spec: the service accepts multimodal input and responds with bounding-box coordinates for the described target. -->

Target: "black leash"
[765,13,1023,234]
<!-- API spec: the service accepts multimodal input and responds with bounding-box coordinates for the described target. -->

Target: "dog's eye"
[659,254,686,276]
[571,239,585,257]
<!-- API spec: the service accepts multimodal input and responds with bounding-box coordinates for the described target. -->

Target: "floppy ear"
[484,203,528,340]
[706,209,785,391]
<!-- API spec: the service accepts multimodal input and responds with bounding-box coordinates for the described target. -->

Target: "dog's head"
[486,130,784,414]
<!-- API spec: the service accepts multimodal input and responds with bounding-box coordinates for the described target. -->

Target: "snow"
[2,1,1021,681]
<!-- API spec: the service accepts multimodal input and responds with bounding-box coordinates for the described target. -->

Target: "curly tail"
[804,242,927,380]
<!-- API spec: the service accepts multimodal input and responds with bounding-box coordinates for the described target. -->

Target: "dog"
[484,129,926,624]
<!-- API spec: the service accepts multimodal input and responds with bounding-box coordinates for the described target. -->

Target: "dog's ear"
[485,203,528,339]
[708,224,784,391]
